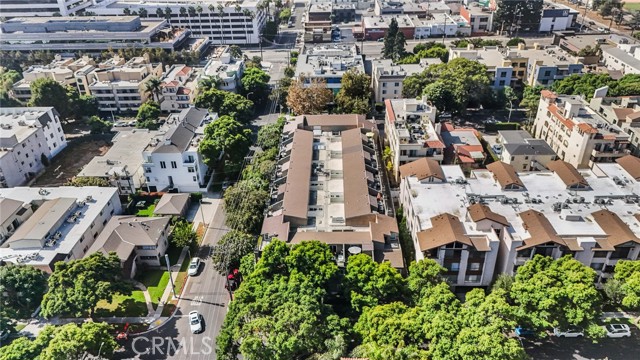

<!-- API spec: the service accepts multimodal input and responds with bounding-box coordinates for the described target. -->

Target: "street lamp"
[246,91,255,101]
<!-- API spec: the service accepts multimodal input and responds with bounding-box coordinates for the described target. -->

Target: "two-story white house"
[142,108,217,192]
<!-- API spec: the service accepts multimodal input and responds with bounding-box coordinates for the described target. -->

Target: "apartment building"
[371,59,434,102]
[532,90,630,169]
[199,49,245,93]
[0,186,121,273]
[89,0,266,45]
[411,13,472,38]
[0,107,67,188]
[360,15,416,40]
[86,56,163,113]
[400,158,640,289]
[160,64,197,112]
[492,130,557,171]
[384,97,443,178]
[0,0,99,17]
[450,44,583,88]
[88,215,170,278]
[142,108,216,192]
[0,16,194,52]
[0,198,34,244]
[590,91,640,156]
[295,44,365,94]
[77,129,160,195]
[602,44,640,75]
[539,4,579,32]
[440,123,486,170]
[12,56,96,102]
[260,114,404,270]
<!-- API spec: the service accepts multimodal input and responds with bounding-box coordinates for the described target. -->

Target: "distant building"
[371,59,433,102]
[88,215,170,278]
[589,90,640,156]
[0,0,100,17]
[86,56,163,113]
[460,2,494,34]
[77,129,161,195]
[199,49,245,93]
[12,56,96,102]
[361,14,416,40]
[539,4,578,32]
[309,3,333,21]
[411,13,472,38]
[153,193,190,217]
[493,130,557,171]
[0,16,195,53]
[160,64,197,113]
[532,90,630,169]
[261,114,404,271]
[142,108,217,192]
[602,44,640,75]
[0,186,121,273]
[450,44,583,88]
[295,44,365,94]
[384,97,443,178]
[0,107,67,188]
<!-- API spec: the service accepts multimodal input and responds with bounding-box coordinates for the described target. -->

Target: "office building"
[0,107,67,188]
[0,0,99,17]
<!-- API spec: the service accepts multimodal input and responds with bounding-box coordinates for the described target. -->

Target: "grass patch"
[174,256,191,296]
[195,223,206,246]
[161,300,178,317]
[14,324,26,332]
[624,2,640,10]
[136,204,156,217]
[138,270,170,309]
[94,291,148,317]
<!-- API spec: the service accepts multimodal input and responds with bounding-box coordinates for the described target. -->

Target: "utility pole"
[259,34,264,61]
[442,14,447,44]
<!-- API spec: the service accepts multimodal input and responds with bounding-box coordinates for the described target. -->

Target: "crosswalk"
[190,296,203,306]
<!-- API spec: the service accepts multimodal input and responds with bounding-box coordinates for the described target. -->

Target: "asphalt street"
[115,196,229,359]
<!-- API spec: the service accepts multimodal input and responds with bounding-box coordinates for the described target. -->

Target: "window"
[468,262,481,271]
[394,82,400,86]
[188,167,195,173]
[465,274,480,282]
[137,245,157,250]
[171,161,177,168]
[160,161,166,169]
[193,176,197,182]
[449,262,460,271]
[140,256,158,260]
[145,167,152,173]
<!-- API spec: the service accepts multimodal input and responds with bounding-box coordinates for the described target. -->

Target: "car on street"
[604,324,631,338]
[188,257,201,276]
[377,38,384,42]
[126,120,137,127]
[113,121,127,127]
[553,327,584,337]
[189,311,203,334]
[597,27,606,32]
[515,326,535,337]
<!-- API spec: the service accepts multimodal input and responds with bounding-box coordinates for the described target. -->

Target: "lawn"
[14,324,26,332]
[138,270,170,309]
[136,204,156,217]
[173,256,191,296]
[94,290,148,317]
[624,2,640,11]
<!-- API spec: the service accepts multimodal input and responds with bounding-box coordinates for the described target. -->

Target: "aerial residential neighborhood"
[1,0,640,359]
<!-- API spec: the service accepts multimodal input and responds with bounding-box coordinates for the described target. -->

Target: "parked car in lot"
[189,311,203,334]
[553,327,584,337]
[515,326,535,337]
[188,257,201,276]
[604,324,631,338]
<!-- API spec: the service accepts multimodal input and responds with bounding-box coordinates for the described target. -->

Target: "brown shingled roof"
[282,130,313,220]
[342,128,374,220]
[546,160,589,188]
[486,161,525,189]
[399,158,445,181]
[417,213,472,251]
[615,155,640,181]
[467,203,510,226]
[518,210,582,250]
[591,209,640,246]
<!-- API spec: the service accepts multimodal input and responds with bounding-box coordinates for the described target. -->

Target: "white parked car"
[553,327,584,337]
[188,257,201,276]
[189,311,203,334]
[604,324,631,338]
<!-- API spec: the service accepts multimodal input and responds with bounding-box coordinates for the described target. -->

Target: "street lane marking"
[191,296,203,306]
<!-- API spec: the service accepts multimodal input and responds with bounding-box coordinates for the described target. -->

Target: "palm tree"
[164,7,172,21]
[217,4,225,45]
[155,7,164,19]
[123,7,131,15]
[188,6,196,30]
[208,4,216,39]
[242,9,253,45]
[139,8,148,18]
[179,6,187,27]
[197,75,221,93]
[144,77,162,103]
[196,5,203,35]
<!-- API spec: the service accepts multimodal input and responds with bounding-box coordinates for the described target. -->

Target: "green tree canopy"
[256,117,286,150]
[335,70,371,114]
[510,255,602,334]
[199,115,252,168]
[241,67,271,105]
[222,179,269,234]
[64,176,111,187]
[136,101,161,129]
[212,230,256,273]
[613,260,640,309]
[0,265,48,319]
[345,254,407,313]
[171,220,197,248]
[195,88,254,123]
[40,252,131,318]
[28,78,72,119]
[286,77,333,115]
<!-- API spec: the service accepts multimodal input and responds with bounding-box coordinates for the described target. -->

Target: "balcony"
[591,148,626,158]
